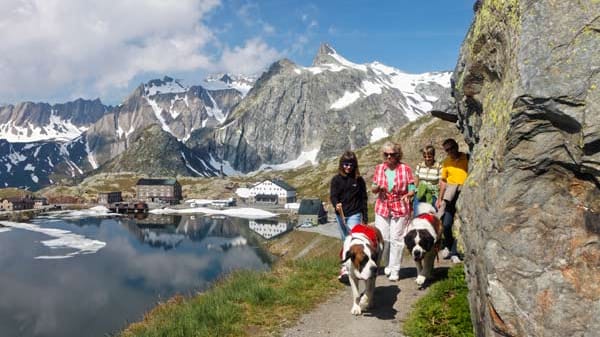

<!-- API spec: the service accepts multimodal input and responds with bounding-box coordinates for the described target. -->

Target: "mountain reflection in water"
[0,213,291,337]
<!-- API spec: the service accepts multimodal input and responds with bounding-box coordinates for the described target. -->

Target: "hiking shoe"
[451,255,462,264]
[440,247,450,259]
[384,267,391,276]
[388,272,399,281]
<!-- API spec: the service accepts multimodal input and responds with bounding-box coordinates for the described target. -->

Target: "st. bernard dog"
[404,203,443,288]
[341,223,384,315]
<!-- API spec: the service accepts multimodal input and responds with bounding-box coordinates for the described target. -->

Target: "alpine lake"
[0,211,294,337]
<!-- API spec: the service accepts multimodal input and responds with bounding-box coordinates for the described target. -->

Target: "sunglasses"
[342,162,354,167]
[383,152,398,158]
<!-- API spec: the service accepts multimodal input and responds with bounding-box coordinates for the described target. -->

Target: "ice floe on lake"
[149,207,277,219]
[0,221,106,259]
[40,205,119,219]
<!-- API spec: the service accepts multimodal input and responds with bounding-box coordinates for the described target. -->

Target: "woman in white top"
[413,145,441,216]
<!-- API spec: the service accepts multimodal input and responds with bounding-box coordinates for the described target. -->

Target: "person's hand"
[335,203,342,212]
[435,199,442,209]
[401,192,414,202]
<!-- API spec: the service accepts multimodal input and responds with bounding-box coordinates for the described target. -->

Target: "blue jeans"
[335,213,362,241]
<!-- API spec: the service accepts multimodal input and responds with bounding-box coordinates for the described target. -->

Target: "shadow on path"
[365,285,400,320]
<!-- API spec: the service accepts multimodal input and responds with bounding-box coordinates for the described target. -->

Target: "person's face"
[443,144,459,158]
[423,152,435,165]
[342,161,355,173]
[383,148,399,163]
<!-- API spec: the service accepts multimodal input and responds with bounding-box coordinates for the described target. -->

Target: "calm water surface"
[0,212,292,337]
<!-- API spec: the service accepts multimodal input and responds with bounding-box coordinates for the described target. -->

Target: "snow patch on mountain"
[370,127,389,143]
[86,135,98,169]
[204,73,257,96]
[254,148,319,172]
[208,154,243,176]
[330,91,361,110]
[146,97,174,136]
[0,113,87,143]
[206,92,226,123]
[144,77,187,96]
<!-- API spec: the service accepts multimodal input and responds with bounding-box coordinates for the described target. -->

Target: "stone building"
[135,179,182,204]
[97,192,122,204]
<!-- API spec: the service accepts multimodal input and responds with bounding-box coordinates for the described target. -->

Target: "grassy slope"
[119,231,342,337]
[403,265,474,337]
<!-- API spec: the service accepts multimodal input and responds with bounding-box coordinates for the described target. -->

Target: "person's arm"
[330,176,341,214]
[437,179,447,208]
[401,165,416,202]
[413,164,421,187]
[371,164,383,194]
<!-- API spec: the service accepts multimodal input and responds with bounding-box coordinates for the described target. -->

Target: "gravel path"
[289,222,453,337]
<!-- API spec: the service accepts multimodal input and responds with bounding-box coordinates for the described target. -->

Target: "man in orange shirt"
[436,138,469,263]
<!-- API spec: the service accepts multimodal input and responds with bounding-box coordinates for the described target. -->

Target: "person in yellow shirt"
[435,138,468,263]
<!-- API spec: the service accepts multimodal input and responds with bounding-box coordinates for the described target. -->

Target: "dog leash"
[339,206,347,228]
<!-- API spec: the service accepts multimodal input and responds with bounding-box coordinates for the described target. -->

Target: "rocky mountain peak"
[312,43,339,66]
[143,76,187,96]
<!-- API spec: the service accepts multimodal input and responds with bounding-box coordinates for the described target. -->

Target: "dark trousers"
[442,192,459,256]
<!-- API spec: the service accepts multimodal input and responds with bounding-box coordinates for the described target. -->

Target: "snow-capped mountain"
[84,76,244,166]
[203,73,258,97]
[0,43,452,190]
[211,43,451,172]
[0,99,110,143]
[0,136,91,190]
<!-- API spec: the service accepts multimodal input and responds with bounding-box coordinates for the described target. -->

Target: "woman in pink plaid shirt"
[371,141,415,281]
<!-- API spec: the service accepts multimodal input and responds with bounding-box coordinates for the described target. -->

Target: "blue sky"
[0,0,475,105]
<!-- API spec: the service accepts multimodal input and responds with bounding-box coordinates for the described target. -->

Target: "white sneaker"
[440,247,450,259]
[384,267,391,276]
[451,255,462,264]
[388,272,399,281]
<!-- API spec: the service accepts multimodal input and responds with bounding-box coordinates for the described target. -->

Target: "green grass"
[119,249,341,337]
[403,265,474,337]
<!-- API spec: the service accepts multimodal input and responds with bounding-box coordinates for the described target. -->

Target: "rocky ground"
[288,222,454,337]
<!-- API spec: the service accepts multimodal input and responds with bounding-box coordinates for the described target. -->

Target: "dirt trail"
[288,224,453,337]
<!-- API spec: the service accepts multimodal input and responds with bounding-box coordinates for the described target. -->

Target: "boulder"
[452,1,600,336]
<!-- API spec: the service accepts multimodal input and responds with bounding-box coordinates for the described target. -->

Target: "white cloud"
[0,0,221,102]
[219,38,281,74]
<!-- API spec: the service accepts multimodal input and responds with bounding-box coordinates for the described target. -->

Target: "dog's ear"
[342,250,355,263]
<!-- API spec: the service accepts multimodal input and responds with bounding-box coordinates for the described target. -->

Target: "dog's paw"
[359,295,370,310]
[416,275,426,286]
[351,304,362,315]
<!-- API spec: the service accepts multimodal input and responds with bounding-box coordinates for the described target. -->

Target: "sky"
[0,0,475,106]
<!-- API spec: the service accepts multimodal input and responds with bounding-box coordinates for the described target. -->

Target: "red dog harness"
[416,213,436,224]
[350,224,379,247]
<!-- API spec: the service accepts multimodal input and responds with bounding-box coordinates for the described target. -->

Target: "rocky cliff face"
[0,99,110,142]
[451,1,600,336]
[86,77,243,166]
[213,44,451,172]
[100,124,219,177]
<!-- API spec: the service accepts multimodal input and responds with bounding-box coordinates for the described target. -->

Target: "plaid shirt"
[372,162,414,218]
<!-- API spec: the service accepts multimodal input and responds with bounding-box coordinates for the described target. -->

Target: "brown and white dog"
[341,223,384,315]
[404,203,443,288]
